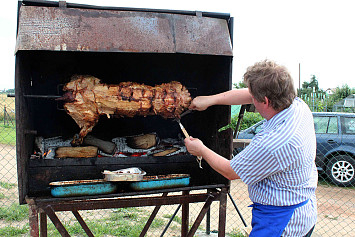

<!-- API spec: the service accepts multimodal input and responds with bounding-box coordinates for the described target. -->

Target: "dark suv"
[235,112,355,187]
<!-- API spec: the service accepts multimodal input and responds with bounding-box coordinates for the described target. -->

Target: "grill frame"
[15,1,234,204]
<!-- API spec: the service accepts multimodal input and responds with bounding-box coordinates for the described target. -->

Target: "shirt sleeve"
[230,142,282,185]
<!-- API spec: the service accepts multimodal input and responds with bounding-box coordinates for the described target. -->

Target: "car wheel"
[326,155,355,187]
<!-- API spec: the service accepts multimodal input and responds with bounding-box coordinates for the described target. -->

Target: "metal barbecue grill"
[15,0,234,236]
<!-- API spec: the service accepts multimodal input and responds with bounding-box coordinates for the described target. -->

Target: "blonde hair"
[243,60,296,111]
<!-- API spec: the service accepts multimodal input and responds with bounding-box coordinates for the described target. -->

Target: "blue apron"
[249,200,309,237]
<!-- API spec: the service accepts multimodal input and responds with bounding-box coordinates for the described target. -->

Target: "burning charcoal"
[44,147,56,159]
[35,137,44,154]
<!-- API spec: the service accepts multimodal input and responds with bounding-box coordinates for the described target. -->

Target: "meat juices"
[62,75,192,145]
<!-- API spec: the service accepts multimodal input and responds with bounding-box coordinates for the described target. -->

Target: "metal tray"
[103,167,146,181]
[49,179,117,197]
[129,174,190,191]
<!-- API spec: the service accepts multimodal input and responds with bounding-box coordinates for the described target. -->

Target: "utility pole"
[298,63,301,96]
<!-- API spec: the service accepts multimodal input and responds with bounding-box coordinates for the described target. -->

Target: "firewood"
[83,135,116,154]
[152,148,178,156]
[55,146,98,158]
[126,133,157,149]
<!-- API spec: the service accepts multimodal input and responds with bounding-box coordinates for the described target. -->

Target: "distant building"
[325,88,335,96]
[333,94,355,112]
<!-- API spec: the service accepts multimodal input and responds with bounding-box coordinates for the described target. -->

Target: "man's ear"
[264,97,270,106]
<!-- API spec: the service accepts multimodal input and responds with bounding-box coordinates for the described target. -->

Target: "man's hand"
[184,137,206,157]
[189,96,214,111]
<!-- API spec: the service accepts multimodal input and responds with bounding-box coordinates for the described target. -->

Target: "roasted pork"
[62,75,192,145]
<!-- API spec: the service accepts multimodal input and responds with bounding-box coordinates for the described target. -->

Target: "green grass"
[46,207,167,237]
[163,214,182,224]
[0,182,16,200]
[0,203,28,222]
[0,123,16,146]
[0,225,29,236]
[229,228,247,237]
[0,181,16,189]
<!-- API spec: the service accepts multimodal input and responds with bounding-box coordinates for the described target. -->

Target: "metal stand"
[26,187,228,237]
[228,192,247,227]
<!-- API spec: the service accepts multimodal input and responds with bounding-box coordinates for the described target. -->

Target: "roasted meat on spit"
[61,75,192,145]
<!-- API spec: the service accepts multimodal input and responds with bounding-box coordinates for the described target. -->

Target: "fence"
[0,94,354,236]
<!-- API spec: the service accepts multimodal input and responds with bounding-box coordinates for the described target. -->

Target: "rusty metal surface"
[15,5,232,56]
[28,189,227,237]
[34,192,217,212]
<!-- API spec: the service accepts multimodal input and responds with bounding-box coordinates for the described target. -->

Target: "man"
[184,60,317,236]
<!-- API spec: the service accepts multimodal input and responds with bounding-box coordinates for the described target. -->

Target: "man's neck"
[264,108,282,120]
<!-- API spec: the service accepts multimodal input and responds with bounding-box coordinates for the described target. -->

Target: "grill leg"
[40,212,47,237]
[43,205,70,237]
[160,204,182,237]
[140,193,168,237]
[187,193,216,237]
[72,210,94,237]
[228,192,248,227]
[29,204,39,237]
[206,207,211,235]
[218,188,228,237]
[181,190,190,237]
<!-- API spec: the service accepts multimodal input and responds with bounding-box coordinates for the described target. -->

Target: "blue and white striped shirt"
[230,97,318,236]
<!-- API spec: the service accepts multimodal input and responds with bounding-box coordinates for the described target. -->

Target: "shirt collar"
[262,98,298,131]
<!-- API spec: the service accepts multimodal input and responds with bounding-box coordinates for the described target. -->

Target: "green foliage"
[163,214,182,224]
[0,225,29,236]
[109,207,142,221]
[0,204,29,222]
[229,228,247,237]
[332,84,355,101]
[299,83,355,112]
[233,81,247,89]
[239,113,264,131]
[300,75,320,92]
[0,181,16,189]
[219,112,264,133]
[0,89,15,94]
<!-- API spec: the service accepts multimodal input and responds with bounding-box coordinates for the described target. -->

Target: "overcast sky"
[1,0,354,90]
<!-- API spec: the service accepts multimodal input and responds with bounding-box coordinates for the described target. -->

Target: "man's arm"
[189,88,252,111]
[184,137,240,180]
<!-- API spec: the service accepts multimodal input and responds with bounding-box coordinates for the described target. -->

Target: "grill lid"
[15,5,233,56]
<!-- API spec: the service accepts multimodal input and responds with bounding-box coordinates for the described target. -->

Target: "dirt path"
[228,180,355,237]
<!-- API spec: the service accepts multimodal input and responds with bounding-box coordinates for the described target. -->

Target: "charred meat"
[61,75,192,145]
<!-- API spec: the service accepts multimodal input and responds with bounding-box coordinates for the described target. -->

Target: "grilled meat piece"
[62,75,192,145]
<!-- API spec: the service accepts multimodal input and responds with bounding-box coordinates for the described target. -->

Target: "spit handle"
[177,120,203,169]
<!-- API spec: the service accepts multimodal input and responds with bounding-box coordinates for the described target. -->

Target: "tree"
[233,81,247,89]
[332,84,354,101]
[299,75,322,96]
